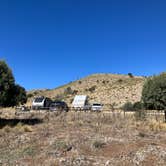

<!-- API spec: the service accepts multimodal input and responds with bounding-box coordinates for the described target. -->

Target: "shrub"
[27,93,33,98]
[118,79,123,83]
[92,140,106,149]
[122,102,134,111]
[88,86,96,93]
[128,73,134,78]
[64,87,73,95]
[102,80,106,84]
[133,101,144,111]
[78,81,82,84]
[53,140,68,150]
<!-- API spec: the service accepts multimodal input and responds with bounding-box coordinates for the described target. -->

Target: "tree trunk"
[164,110,166,123]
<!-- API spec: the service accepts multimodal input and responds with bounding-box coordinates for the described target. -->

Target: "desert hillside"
[27,73,146,108]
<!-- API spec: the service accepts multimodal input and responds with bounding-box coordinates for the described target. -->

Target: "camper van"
[32,96,52,110]
[72,95,90,110]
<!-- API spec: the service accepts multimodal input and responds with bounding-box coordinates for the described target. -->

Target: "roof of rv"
[73,95,87,100]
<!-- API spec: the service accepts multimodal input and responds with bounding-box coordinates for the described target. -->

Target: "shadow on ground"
[0,118,43,128]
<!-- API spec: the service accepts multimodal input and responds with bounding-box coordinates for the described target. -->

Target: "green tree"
[0,60,27,107]
[142,73,166,122]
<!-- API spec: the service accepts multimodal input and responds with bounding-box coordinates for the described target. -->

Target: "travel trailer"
[32,96,52,110]
[72,95,90,110]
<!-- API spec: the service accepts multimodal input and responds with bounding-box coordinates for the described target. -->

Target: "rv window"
[92,103,101,106]
[34,97,44,102]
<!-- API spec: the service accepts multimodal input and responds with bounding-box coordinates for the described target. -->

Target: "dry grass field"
[0,73,166,165]
[0,111,166,166]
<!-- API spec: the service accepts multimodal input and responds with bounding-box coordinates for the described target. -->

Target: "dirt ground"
[0,111,166,166]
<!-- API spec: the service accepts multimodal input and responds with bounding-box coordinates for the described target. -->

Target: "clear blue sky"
[0,0,166,90]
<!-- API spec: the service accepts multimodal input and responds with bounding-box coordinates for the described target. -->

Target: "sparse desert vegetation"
[26,73,145,109]
[0,111,166,165]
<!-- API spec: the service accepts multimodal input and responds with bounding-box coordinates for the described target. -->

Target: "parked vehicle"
[91,103,103,111]
[72,95,90,110]
[49,101,69,112]
[83,105,91,111]
[32,96,52,110]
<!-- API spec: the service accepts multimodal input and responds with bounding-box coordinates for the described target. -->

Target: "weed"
[92,140,106,149]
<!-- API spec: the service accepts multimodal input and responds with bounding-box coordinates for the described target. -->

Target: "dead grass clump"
[23,125,33,132]
[3,125,11,133]
[22,146,37,156]
[92,140,106,149]
[52,140,69,151]
[148,120,166,131]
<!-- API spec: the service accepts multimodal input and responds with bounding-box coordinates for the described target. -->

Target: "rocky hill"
[27,73,146,109]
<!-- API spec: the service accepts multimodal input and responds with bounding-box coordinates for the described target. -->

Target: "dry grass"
[0,111,166,165]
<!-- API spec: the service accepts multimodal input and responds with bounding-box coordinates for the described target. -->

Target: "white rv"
[32,96,52,110]
[72,95,90,110]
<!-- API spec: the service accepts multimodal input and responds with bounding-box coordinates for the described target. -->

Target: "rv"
[72,95,90,110]
[32,96,52,110]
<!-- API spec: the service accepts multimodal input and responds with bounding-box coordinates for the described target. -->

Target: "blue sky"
[0,0,166,90]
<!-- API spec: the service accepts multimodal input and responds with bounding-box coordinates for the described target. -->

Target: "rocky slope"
[27,73,146,109]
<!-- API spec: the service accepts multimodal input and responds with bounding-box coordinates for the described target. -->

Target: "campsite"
[1,72,166,165]
[1,0,166,165]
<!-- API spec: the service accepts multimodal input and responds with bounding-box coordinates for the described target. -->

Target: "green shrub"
[142,73,166,110]
[133,101,144,111]
[122,102,134,111]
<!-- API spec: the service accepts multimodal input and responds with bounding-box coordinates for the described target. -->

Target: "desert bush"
[64,87,73,95]
[122,102,134,111]
[53,140,69,151]
[118,79,123,83]
[92,140,106,149]
[78,81,82,84]
[128,73,134,78]
[88,86,96,93]
[133,101,144,111]
[22,146,37,156]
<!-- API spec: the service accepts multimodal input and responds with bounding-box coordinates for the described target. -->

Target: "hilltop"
[27,73,146,109]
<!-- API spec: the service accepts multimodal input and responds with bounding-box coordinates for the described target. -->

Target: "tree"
[142,73,166,122]
[0,60,27,107]
[13,84,27,105]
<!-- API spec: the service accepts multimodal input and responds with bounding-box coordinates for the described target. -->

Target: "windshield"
[34,97,44,103]
[92,103,101,106]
